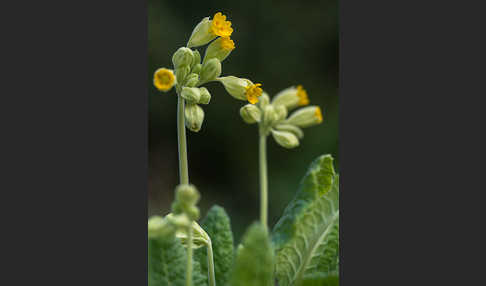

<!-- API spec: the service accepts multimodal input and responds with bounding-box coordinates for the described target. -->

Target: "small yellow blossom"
[154,68,175,92]
[211,12,233,37]
[315,107,323,123]
[297,85,309,106]
[220,37,235,51]
[245,83,263,104]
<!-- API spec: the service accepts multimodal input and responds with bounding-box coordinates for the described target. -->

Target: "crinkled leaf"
[195,205,235,286]
[148,225,207,286]
[272,155,339,286]
[230,223,274,286]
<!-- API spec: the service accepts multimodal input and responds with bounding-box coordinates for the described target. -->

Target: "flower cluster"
[153,12,263,132]
[240,85,323,148]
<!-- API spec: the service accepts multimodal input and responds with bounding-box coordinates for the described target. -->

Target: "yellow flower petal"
[245,83,263,104]
[297,85,309,106]
[154,68,175,92]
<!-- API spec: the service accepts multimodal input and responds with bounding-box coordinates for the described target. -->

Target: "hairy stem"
[259,133,268,230]
[177,93,189,184]
[207,238,216,286]
[186,225,193,286]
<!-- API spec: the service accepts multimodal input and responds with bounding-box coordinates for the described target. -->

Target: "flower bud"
[187,17,217,48]
[185,103,205,132]
[192,63,202,75]
[148,216,175,239]
[199,58,222,84]
[172,47,194,69]
[198,87,211,104]
[180,87,201,103]
[240,104,261,124]
[175,66,191,86]
[275,124,304,139]
[263,105,279,128]
[275,105,288,121]
[184,73,199,87]
[272,85,309,111]
[286,106,323,128]
[203,37,235,64]
[217,76,249,101]
[175,184,200,205]
[271,130,300,149]
[165,213,191,228]
[257,92,270,109]
[191,49,201,69]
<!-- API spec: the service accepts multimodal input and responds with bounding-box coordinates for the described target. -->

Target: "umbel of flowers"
[240,85,323,148]
[153,12,263,133]
[239,85,323,229]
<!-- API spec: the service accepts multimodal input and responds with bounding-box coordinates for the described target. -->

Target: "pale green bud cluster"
[171,184,201,221]
[239,86,323,149]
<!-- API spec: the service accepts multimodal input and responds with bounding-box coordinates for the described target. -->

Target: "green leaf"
[272,155,339,286]
[148,224,207,286]
[230,223,274,286]
[301,272,339,286]
[195,205,235,286]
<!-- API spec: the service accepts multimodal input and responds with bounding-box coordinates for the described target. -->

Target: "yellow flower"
[245,83,263,104]
[315,107,323,123]
[153,68,175,92]
[211,12,233,37]
[296,85,309,106]
[220,37,235,51]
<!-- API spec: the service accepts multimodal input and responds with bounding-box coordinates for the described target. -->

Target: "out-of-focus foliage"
[195,205,235,286]
[148,0,338,241]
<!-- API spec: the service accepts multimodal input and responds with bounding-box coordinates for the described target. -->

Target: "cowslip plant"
[149,12,339,286]
[239,86,323,229]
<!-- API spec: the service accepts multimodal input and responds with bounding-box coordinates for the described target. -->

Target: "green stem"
[259,133,268,230]
[207,238,216,286]
[177,92,189,184]
[186,225,193,286]
[177,89,192,285]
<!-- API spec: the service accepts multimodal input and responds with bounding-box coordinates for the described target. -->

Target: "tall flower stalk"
[239,86,323,230]
[153,12,263,286]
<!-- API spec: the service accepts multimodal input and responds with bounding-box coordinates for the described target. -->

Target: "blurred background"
[148,0,338,242]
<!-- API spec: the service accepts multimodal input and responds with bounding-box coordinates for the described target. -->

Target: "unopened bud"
[148,216,174,239]
[172,47,194,69]
[200,58,222,84]
[187,17,217,48]
[263,105,279,127]
[198,87,211,104]
[275,124,304,139]
[184,73,199,87]
[271,130,300,149]
[175,66,191,86]
[257,92,270,109]
[286,106,323,128]
[175,184,200,206]
[180,87,201,103]
[275,105,288,121]
[184,103,205,132]
[192,63,202,75]
[191,50,201,69]
[240,104,261,124]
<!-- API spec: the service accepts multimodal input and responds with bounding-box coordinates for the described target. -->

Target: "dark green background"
[148,0,338,240]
